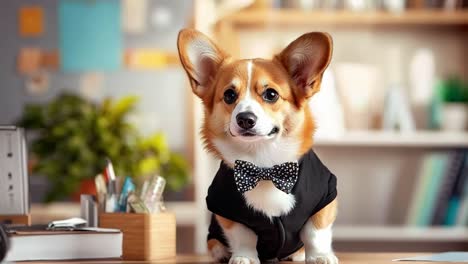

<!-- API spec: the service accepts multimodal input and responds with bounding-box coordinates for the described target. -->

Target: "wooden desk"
[169,254,427,263]
[25,253,465,264]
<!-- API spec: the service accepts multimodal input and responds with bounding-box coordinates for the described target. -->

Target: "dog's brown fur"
[178,28,337,263]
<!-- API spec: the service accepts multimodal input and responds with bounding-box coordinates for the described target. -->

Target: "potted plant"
[18,93,189,202]
[437,77,468,131]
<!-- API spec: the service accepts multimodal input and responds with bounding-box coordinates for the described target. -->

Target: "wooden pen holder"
[99,212,176,261]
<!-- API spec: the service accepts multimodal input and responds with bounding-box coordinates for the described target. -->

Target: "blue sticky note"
[59,0,122,72]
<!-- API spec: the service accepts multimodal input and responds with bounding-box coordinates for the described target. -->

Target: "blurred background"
[0,0,467,255]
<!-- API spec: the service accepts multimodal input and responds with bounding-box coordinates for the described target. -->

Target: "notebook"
[5,226,122,261]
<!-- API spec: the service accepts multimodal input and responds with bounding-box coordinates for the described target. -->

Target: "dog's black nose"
[236,112,257,130]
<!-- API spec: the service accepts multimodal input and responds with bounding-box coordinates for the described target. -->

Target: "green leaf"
[17,104,45,129]
[440,76,468,103]
[161,153,190,191]
[138,156,161,176]
[19,92,189,202]
[109,96,139,120]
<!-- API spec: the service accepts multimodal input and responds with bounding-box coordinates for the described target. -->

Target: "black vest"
[206,149,337,261]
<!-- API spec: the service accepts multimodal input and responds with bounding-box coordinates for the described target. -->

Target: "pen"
[94,173,107,211]
[103,159,118,213]
[105,182,117,213]
[104,158,116,182]
[118,177,135,212]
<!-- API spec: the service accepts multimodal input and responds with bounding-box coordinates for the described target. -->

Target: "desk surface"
[26,253,465,264]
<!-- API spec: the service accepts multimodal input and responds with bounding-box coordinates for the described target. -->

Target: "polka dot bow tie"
[233,160,299,194]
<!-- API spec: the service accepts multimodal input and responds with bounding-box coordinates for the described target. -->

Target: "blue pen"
[118,177,135,212]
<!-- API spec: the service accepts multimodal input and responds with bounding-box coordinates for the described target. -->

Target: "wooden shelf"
[165,201,199,226]
[31,201,198,225]
[314,131,468,147]
[219,9,468,28]
[334,226,468,241]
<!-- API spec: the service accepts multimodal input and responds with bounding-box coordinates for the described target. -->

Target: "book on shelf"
[407,150,468,227]
[406,154,434,226]
[431,151,466,225]
[5,226,122,261]
[454,153,468,226]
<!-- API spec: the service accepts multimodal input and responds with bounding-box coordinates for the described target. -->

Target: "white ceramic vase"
[383,0,406,13]
[441,103,468,131]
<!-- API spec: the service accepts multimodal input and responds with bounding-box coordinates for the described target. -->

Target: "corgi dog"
[178,29,338,264]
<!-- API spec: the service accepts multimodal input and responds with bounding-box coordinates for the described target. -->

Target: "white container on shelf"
[382,0,406,13]
[344,0,376,11]
[334,63,381,130]
[441,103,468,131]
[309,69,346,139]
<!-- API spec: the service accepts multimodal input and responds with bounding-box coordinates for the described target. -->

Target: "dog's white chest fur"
[213,138,299,218]
[244,181,296,217]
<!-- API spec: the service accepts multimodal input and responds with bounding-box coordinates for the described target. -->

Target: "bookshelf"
[207,5,468,253]
[314,131,468,148]
[334,226,468,242]
[219,9,468,28]
[215,9,468,56]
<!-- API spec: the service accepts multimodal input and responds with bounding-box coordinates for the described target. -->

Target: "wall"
[0,0,193,201]
[0,0,193,150]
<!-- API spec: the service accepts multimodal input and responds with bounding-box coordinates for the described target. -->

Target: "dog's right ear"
[177,29,228,99]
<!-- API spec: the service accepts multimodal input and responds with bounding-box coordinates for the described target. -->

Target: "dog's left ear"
[276,32,333,99]
[177,29,228,100]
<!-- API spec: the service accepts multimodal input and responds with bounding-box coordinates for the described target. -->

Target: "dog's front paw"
[228,256,260,264]
[306,253,338,264]
[209,243,230,262]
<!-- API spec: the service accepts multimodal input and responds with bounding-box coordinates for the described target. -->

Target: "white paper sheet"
[393,252,468,262]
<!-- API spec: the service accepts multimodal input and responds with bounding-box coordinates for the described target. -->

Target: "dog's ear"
[276,32,332,99]
[177,29,228,99]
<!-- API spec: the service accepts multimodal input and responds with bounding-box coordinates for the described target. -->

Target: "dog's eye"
[223,88,238,104]
[263,88,279,103]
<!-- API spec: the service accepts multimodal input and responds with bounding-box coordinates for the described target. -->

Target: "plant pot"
[440,103,468,131]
